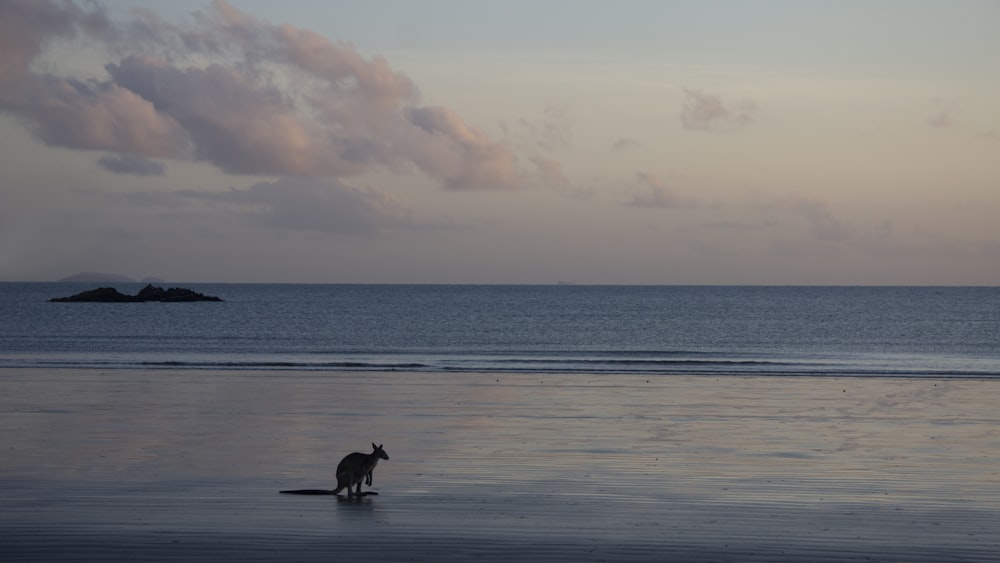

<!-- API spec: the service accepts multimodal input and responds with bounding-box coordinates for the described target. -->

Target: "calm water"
[1,283,998,377]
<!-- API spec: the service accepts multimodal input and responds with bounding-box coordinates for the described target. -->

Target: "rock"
[135,284,168,301]
[50,284,222,303]
[49,287,138,302]
[134,284,222,302]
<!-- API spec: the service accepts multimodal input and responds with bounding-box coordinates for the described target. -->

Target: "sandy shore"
[1,368,998,561]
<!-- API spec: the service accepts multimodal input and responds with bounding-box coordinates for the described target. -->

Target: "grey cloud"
[1,73,189,156]
[681,88,757,131]
[98,153,166,176]
[405,106,520,190]
[926,111,951,129]
[103,55,377,177]
[0,2,187,155]
[503,104,572,153]
[754,195,853,243]
[0,0,521,190]
[185,176,416,236]
[610,138,641,151]
[977,130,999,143]
[626,172,681,208]
[531,157,569,190]
[926,98,954,129]
[0,0,110,84]
[791,198,851,242]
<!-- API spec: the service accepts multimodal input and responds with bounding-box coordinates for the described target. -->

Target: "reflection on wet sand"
[1,369,998,561]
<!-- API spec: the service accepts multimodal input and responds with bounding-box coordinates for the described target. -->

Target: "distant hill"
[56,272,164,284]
[58,272,136,283]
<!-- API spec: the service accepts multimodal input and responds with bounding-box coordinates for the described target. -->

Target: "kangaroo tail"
[280,489,337,495]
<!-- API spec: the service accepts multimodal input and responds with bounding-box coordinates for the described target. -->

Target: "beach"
[1,368,998,561]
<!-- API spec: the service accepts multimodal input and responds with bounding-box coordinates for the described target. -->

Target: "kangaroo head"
[372,443,389,460]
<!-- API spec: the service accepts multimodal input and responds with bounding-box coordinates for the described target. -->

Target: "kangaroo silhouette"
[333,443,389,498]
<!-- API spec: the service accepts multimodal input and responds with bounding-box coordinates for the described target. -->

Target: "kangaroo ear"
[372,442,377,449]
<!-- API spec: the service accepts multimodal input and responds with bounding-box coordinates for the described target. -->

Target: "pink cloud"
[405,106,520,190]
[4,75,188,156]
[0,0,521,190]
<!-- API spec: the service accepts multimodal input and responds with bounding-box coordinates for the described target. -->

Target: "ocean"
[1,283,998,377]
[4,283,1000,561]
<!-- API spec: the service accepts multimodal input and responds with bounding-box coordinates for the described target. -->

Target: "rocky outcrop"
[50,284,222,303]
[134,285,222,302]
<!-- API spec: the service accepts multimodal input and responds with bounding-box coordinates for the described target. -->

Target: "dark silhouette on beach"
[281,443,389,497]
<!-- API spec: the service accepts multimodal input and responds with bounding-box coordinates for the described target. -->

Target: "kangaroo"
[333,443,389,498]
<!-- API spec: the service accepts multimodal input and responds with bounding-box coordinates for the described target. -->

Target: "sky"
[1,0,998,285]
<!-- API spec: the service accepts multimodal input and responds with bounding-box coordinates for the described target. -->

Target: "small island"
[50,284,223,303]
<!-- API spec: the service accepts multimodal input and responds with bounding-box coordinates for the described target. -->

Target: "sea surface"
[1,283,999,377]
[3,283,1000,561]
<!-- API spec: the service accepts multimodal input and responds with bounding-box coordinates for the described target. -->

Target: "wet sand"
[1,368,998,561]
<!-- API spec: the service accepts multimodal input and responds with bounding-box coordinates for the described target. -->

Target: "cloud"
[405,105,520,190]
[0,0,111,84]
[0,0,520,190]
[610,138,641,152]
[753,194,853,242]
[926,98,954,129]
[625,172,682,208]
[681,88,757,131]
[926,110,951,129]
[977,130,1000,143]
[790,197,851,241]
[182,176,416,236]
[0,71,189,158]
[0,2,186,155]
[103,54,377,177]
[502,104,572,154]
[531,157,570,190]
[97,154,166,176]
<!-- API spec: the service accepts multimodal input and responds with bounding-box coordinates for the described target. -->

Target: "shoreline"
[2,368,998,561]
[5,364,1000,381]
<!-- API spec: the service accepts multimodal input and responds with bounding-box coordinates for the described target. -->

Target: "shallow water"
[1,369,998,561]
